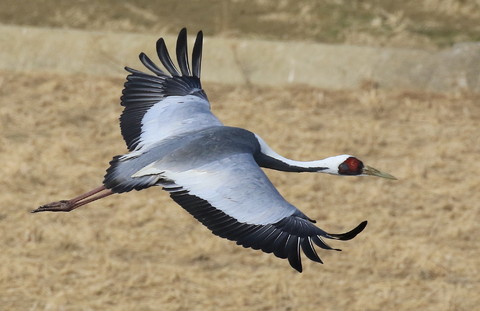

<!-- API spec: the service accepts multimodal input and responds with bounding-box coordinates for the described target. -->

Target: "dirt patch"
[0,71,479,310]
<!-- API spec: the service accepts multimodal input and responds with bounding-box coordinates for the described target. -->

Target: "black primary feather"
[176,28,191,76]
[156,38,180,76]
[192,31,203,78]
[139,53,165,76]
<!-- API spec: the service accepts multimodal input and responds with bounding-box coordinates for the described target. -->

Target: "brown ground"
[1,1,480,310]
[1,71,479,310]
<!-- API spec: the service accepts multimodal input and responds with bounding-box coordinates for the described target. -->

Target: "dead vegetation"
[0,71,479,310]
[1,1,479,309]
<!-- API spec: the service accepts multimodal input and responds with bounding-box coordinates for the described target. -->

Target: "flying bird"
[33,28,396,272]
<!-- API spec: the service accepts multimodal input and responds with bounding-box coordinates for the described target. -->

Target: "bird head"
[325,155,397,179]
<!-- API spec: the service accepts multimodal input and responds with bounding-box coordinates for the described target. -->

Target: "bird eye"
[338,163,350,174]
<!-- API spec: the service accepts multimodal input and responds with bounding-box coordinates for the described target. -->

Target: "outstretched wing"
[120,28,222,151]
[132,153,367,272]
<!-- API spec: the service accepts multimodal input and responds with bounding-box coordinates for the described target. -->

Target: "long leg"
[32,185,114,213]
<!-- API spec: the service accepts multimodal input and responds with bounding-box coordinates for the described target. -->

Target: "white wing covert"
[120,28,222,151]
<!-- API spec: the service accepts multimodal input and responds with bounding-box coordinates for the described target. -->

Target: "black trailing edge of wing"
[167,188,368,273]
[119,28,207,151]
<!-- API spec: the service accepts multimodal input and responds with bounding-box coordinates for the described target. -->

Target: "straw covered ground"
[0,70,479,310]
[1,0,480,309]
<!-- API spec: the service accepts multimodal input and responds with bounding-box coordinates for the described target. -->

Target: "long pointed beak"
[363,165,397,180]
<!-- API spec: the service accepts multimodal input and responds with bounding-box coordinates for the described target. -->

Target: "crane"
[33,28,396,272]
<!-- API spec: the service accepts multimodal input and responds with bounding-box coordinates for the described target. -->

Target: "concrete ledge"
[1,24,479,93]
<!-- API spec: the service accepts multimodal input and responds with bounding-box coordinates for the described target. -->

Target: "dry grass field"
[1,72,479,310]
[1,1,480,310]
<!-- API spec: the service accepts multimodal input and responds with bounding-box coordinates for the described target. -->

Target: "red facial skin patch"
[338,157,364,175]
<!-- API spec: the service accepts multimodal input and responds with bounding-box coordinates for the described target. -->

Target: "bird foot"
[31,200,75,213]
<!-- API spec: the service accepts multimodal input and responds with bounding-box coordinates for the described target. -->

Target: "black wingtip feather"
[176,28,191,76]
[301,237,323,264]
[328,220,368,241]
[139,52,165,76]
[156,38,180,76]
[311,235,340,251]
[272,232,290,259]
[286,236,303,272]
[192,31,203,78]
